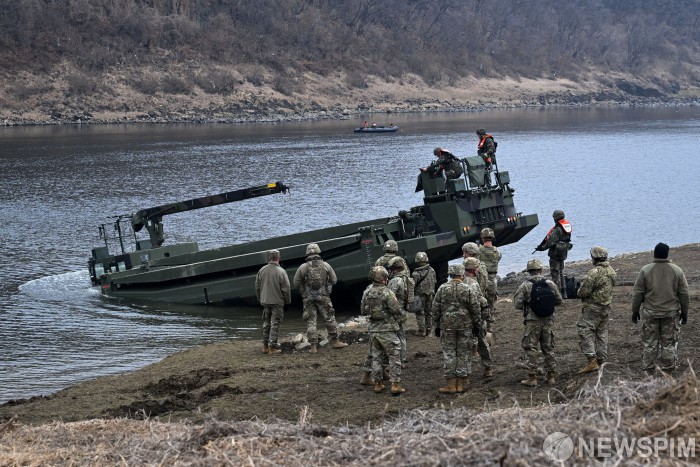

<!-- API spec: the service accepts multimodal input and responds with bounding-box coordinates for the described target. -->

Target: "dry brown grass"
[2,369,697,466]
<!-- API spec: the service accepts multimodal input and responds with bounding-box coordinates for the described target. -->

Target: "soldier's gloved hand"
[680,313,688,325]
[434,327,441,337]
[632,310,640,324]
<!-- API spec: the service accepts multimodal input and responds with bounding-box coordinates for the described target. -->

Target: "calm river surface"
[1,107,699,403]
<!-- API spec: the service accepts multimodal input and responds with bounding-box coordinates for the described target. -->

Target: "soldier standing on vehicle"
[577,246,617,374]
[361,266,406,395]
[387,257,414,365]
[256,249,291,354]
[411,252,437,337]
[631,243,689,376]
[432,263,482,394]
[535,209,573,296]
[293,243,348,353]
[513,258,563,387]
[475,129,496,170]
[463,256,494,380]
[425,147,463,179]
[479,228,502,320]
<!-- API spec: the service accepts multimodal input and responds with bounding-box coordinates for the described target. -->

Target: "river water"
[1,107,698,403]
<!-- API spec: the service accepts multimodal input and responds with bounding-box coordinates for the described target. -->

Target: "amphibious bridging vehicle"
[88,157,538,306]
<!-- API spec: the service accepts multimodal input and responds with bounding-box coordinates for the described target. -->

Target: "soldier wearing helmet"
[462,250,495,379]
[360,265,406,395]
[513,258,563,387]
[535,209,573,295]
[425,147,464,180]
[375,240,409,273]
[256,249,291,354]
[411,252,437,337]
[293,243,348,353]
[432,261,482,394]
[387,256,414,366]
[475,129,497,175]
[576,246,617,374]
[479,228,502,326]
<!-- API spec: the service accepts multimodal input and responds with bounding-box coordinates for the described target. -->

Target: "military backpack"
[305,259,327,301]
[527,278,555,318]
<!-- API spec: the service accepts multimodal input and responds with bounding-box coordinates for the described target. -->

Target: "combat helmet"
[369,266,389,282]
[383,240,398,253]
[433,147,443,156]
[415,252,429,263]
[553,209,565,221]
[476,129,486,136]
[386,256,405,270]
[590,246,608,261]
[526,258,544,271]
[462,242,480,256]
[480,228,495,240]
[448,263,465,277]
[306,243,321,256]
[463,257,480,271]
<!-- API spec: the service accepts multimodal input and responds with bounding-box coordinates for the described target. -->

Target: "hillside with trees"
[1,0,699,124]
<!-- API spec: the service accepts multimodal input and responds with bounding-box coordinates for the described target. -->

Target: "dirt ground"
[1,244,697,428]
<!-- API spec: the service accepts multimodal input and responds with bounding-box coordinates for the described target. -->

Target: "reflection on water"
[1,107,699,402]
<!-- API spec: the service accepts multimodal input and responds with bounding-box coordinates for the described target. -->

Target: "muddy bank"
[0,244,698,428]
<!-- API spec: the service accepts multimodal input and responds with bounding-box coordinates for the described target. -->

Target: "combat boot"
[262,344,270,354]
[546,372,556,385]
[391,382,406,395]
[374,381,385,393]
[360,371,372,386]
[268,346,282,354]
[438,378,457,394]
[309,343,317,354]
[578,356,599,374]
[484,368,494,380]
[520,373,538,387]
[456,377,468,393]
[330,339,348,349]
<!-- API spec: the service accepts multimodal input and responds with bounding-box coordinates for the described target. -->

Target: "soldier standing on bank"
[479,228,502,320]
[293,243,348,353]
[631,243,690,376]
[361,266,406,395]
[411,252,437,337]
[576,246,617,374]
[387,257,414,365]
[513,259,563,387]
[432,263,482,394]
[463,242,495,335]
[255,249,291,354]
[375,240,409,272]
[535,209,573,296]
[463,256,494,380]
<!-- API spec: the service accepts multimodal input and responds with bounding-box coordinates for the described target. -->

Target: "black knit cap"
[654,242,669,259]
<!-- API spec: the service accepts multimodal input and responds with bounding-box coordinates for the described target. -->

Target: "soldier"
[535,209,573,295]
[426,147,463,179]
[255,249,291,354]
[361,266,405,395]
[293,243,348,353]
[463,242,495,334]
[475,129,496,170]
[432,263,482,394]
[375,240,409,272]
[513,258,563,387]
[411,251,437,337]
[463,256,494,380]
[631,243,690,376]
[576,246,617,374]
[387,256,414,365]
[479,228,502,320]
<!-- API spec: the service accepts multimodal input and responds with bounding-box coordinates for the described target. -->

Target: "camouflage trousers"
[363,338,388,372]
[370,331,402,383]
[302,297,338,344]
[398,322,407,363]
[415,292,434,333]
[440,330,472,378]
[641,315,680,372]
[262,305,284,348]
[485,277,498,318]
[472,328,493,369]
[522,320,556,374]
[549,258,565,290]
[576,305,610,362]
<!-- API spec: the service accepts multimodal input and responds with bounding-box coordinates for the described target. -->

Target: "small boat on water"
[353,125,400,133]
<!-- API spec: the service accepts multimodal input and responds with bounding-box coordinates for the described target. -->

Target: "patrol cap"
[448,263,465,276]
[553,209,565,220]
[526,258,544,271]
[369,266,389,282]
[590,246,608,260]
[480,228,495,240]
[383,240,398,253]
[386,256,405,270]
[415,251,429,263]
[462,242,480,256]
[463,257,480,271]
[306,243,321,255]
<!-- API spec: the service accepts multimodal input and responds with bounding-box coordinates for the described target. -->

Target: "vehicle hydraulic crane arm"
[131,182,290,247]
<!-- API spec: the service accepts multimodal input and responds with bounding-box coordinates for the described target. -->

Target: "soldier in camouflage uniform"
[463,256,494,379]
[387,257,414,365]
[632,243,690,376]
[535,209,573,295]
[411,252,437,337]
[375,240,410,272]
[432,263,482,394]
[293,243,348,354]
[255,249,291,354]
[576,246,617,374]
[478,228,502,320]
[361,266,406,395]
[427,147,463,179]
[463,242,495,333]
[513,258,563,387]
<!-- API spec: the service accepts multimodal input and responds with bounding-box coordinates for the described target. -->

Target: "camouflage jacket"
[479,245,502,275]
[361,283,402,332]
[545,222,572,260]
[374,253,409,272]
[632,259,690,318]
[465,275,488,311]
[412,264,436,296]
[432,279,481,331]
[578,261,616,307]
[388,270,415,313]
[464,258,489,292]
[477,135,496,158]
[513,274,563,322]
